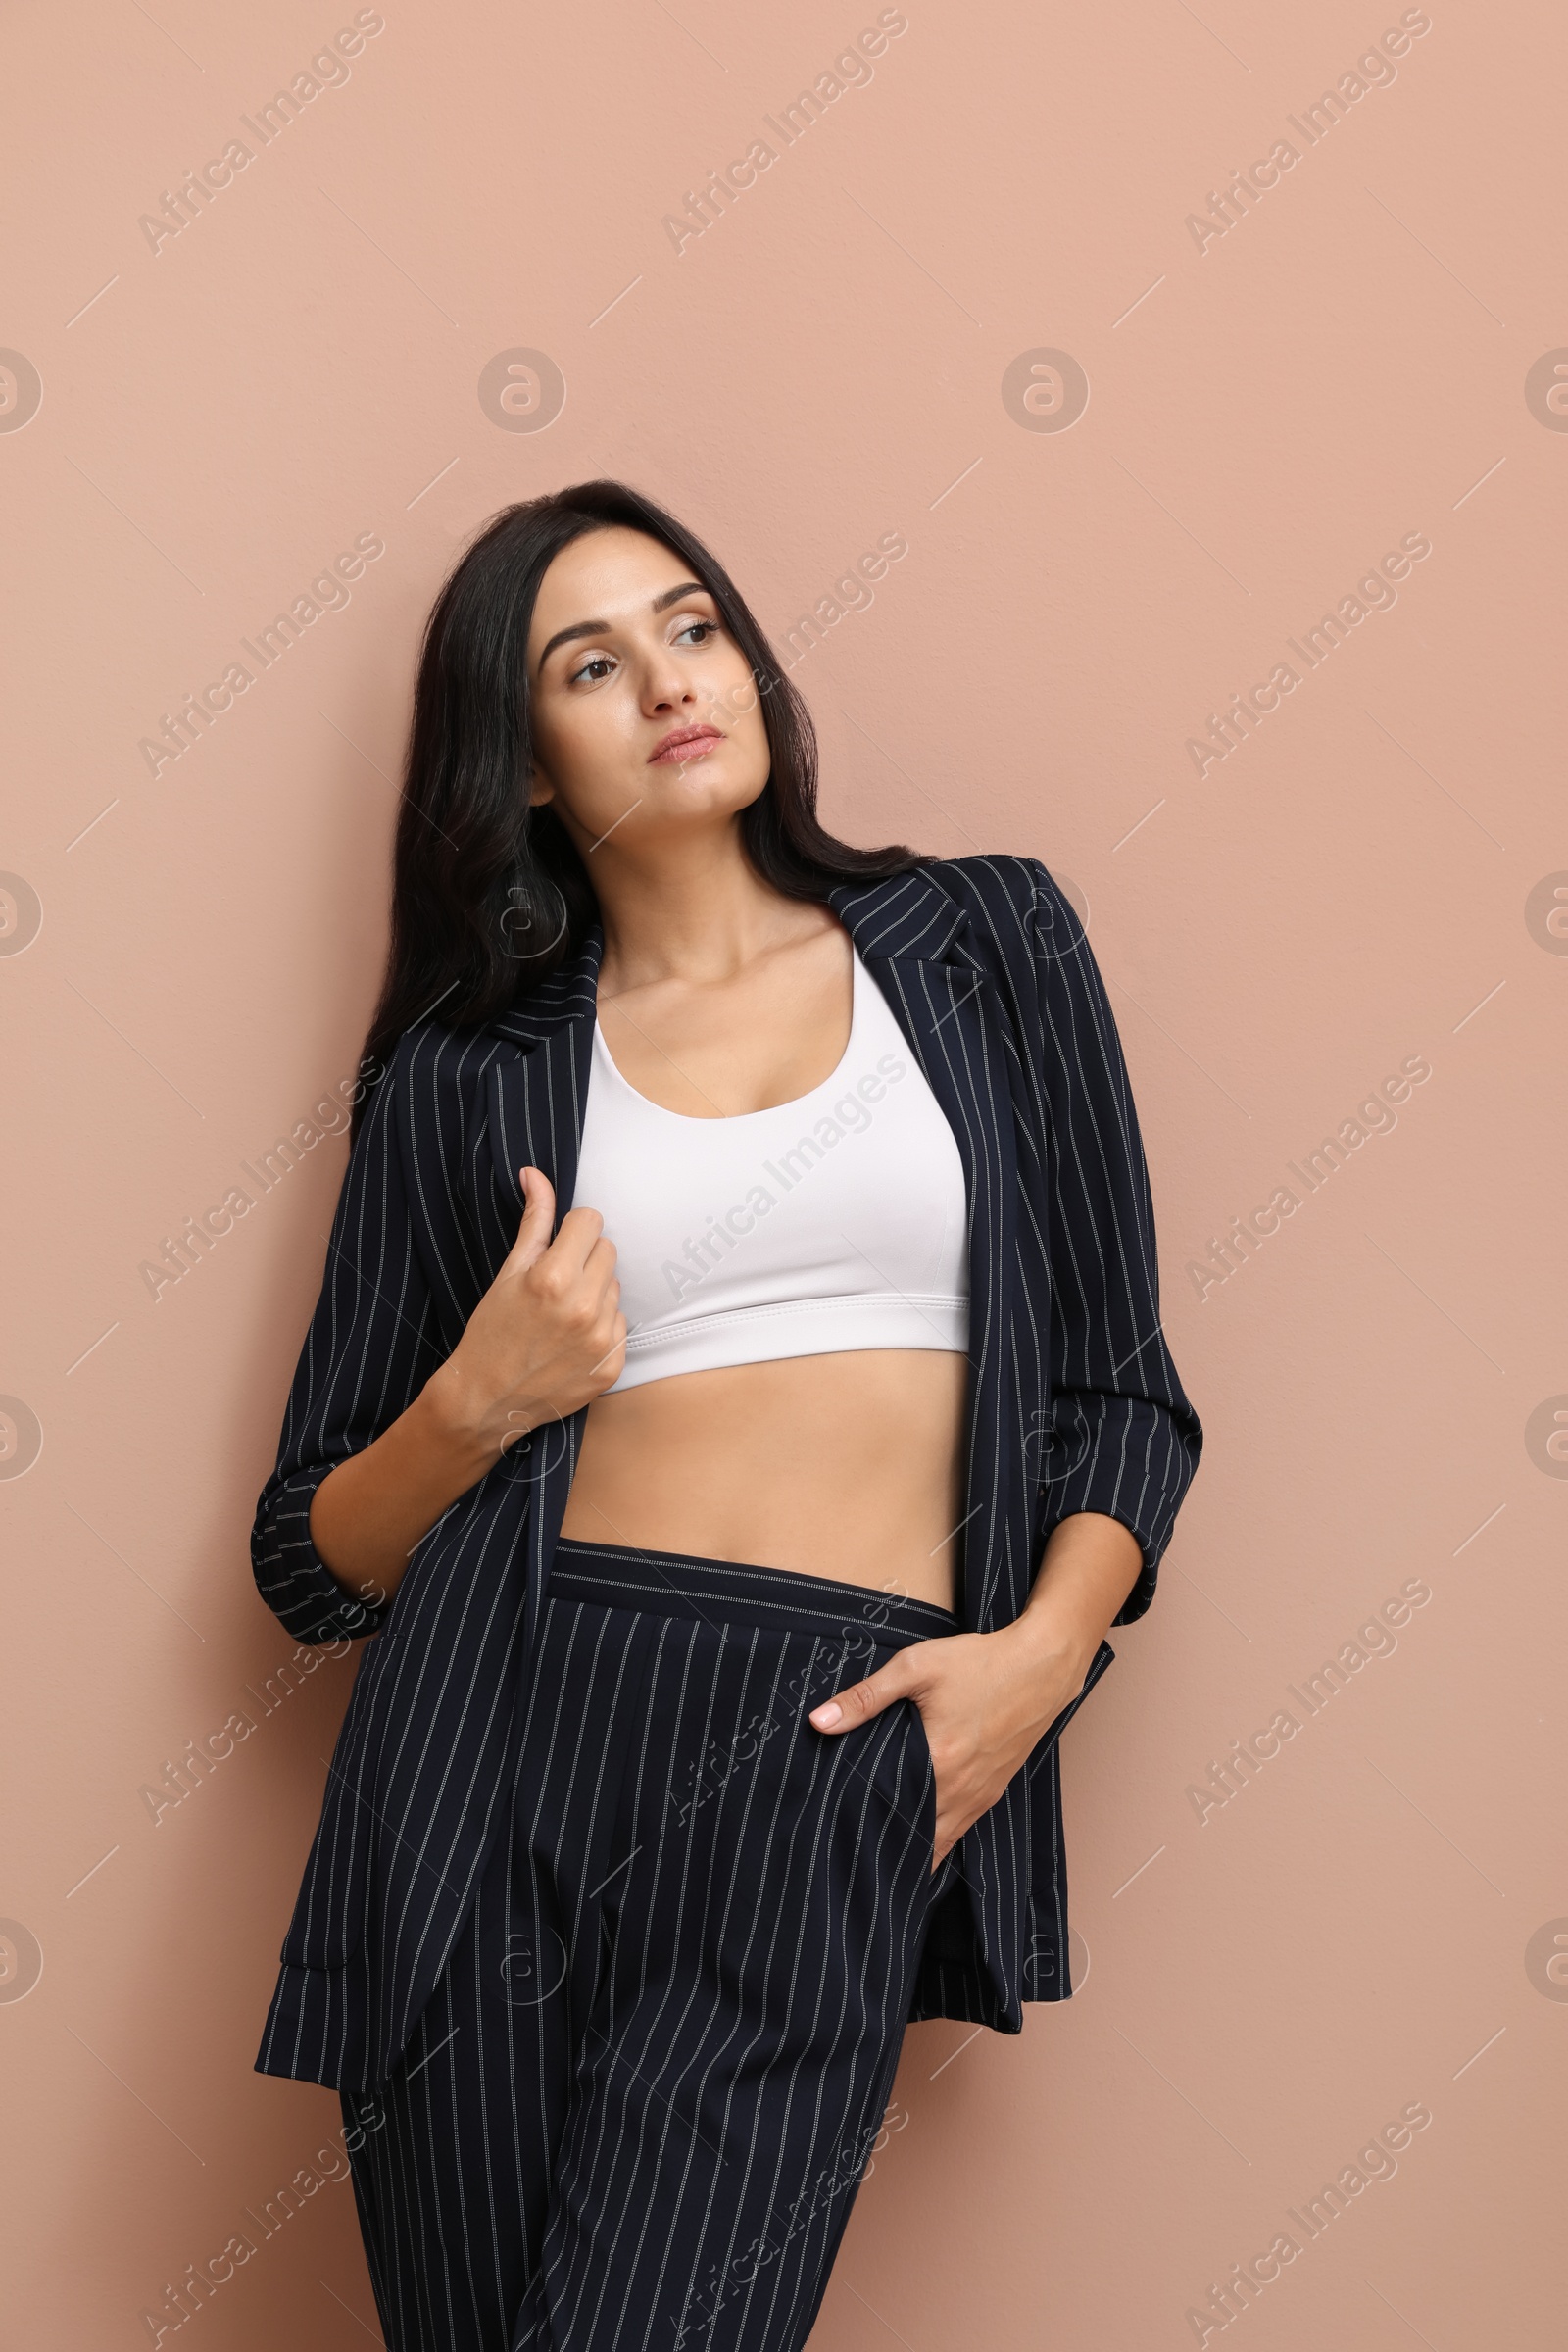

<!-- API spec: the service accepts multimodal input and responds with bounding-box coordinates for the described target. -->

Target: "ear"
[526,768,556,809]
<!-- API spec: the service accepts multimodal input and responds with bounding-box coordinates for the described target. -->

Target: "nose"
[638,639,698,714]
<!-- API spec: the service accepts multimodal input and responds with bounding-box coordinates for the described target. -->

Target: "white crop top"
[572,948,970,1395]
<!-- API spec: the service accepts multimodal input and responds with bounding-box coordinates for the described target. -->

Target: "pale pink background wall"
[2,1,1563,2343]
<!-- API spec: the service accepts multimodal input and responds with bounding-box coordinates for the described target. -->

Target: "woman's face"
[523,525,771,857]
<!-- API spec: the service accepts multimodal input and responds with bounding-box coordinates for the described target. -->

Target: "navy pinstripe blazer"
[251,855,1201,2092]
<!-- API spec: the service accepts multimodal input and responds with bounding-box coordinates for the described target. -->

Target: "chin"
[650,756,760,814]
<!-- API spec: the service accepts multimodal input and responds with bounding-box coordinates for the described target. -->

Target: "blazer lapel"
[486,923,605,1221]
[828,873,1024,1630]
[485,924,606,1640]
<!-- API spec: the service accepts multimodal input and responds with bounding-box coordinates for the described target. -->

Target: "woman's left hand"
[807,1618,1097,1874]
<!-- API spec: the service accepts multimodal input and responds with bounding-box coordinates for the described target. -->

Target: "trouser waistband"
[547,1536,956,1653]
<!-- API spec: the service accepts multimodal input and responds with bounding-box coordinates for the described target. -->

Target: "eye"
[675,619,720,647]
[566,653,614,686]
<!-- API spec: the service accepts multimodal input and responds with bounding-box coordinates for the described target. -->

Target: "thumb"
[506,1165,557,1269]
[808,1651,912,1733]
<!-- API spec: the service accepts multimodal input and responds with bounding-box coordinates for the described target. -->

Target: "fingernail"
[809,1702,841,1728]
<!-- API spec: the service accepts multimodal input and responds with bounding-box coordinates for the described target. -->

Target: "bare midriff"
[557,1348,969,1611]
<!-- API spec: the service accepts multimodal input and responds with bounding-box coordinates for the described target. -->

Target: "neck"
[586,821,808,996]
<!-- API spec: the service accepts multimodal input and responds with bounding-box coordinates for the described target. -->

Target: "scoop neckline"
[592,950,862,1124]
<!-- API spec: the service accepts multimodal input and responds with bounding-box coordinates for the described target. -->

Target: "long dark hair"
[352,479,919,1137]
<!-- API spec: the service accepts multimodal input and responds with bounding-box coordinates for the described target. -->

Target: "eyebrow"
[534,580,712,673]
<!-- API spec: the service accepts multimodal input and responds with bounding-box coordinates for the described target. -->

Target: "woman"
[250,479,1201,2352]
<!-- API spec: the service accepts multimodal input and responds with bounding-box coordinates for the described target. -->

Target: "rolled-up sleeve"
[1028,860,1202,1622]
[251,1042,446,1645]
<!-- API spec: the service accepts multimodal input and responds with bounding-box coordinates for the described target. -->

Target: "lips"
[649,724,722,764]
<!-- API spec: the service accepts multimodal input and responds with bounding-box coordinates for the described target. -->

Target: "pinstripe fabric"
[343,1539,956,2352]
[252,856,1201,2095]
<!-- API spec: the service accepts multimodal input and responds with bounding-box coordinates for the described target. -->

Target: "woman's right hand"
[309,1167,625,1606]
[425,1166,627,1464]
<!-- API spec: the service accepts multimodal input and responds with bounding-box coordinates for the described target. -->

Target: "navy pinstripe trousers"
[340,1537,960,2352]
